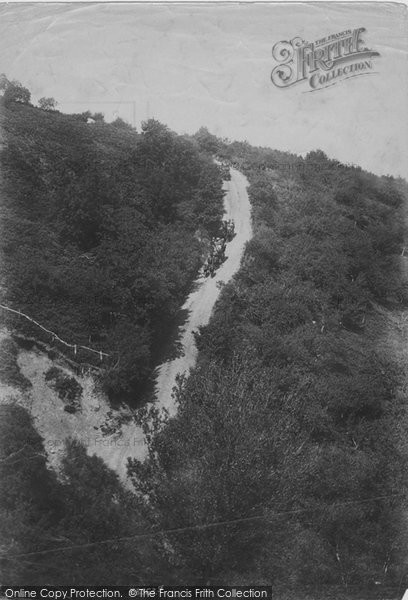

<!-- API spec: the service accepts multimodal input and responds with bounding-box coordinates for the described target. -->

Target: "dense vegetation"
[129,144,408,589]
[0,404,167,584]
[1,81,408,593]
[0,92,225,400]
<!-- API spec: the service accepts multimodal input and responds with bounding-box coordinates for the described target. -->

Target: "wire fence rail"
[0,303,110,360]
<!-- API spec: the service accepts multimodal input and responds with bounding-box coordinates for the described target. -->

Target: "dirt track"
[105,167,252,481]
[154,167,252,415]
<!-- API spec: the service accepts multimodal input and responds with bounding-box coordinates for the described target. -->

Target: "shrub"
[44,366,82,405]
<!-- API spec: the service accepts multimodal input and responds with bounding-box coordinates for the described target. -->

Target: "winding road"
[102,167,252,481]
[154,167,252,415]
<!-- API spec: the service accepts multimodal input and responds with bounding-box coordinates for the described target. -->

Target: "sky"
[0,1,407,178]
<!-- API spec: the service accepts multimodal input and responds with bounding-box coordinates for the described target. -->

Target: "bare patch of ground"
[0,330,143,480]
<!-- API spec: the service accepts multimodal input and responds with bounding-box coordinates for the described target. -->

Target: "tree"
[111,117,133,131]
[38,96,58,111]
[194,127,221,155]
[3,79,31,105]
[92,112,105,122]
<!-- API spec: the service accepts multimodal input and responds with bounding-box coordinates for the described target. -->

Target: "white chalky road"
[106,167,252,482]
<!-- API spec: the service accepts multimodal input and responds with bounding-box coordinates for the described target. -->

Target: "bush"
[44,366,82,405]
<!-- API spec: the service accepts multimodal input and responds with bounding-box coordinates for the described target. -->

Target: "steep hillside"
[0,100,225,401]
[129,146,408,591]
[2,95,408,594]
